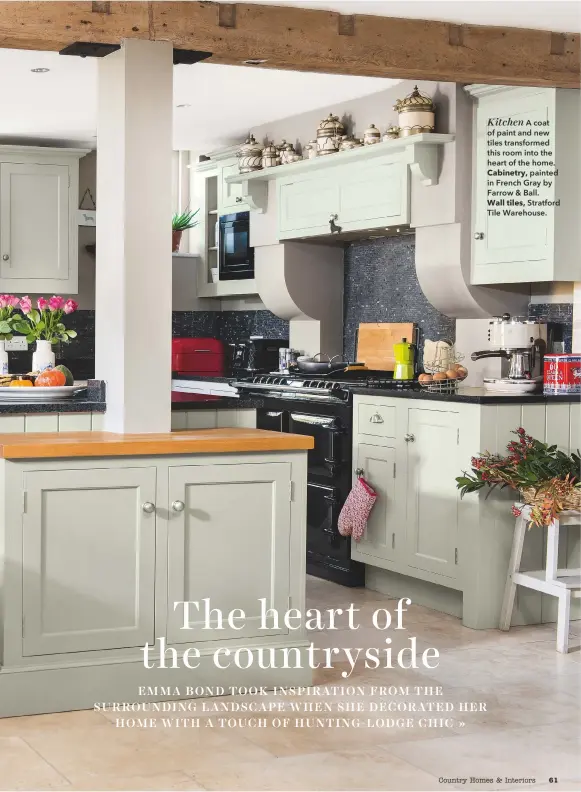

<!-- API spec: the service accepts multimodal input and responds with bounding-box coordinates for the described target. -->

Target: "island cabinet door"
[404,408,460,579]
[21,467,157,656]
[166,462,292,645]
[352,443,398,562]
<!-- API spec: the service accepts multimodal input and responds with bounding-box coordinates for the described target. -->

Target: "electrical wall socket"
[5,337,28,351]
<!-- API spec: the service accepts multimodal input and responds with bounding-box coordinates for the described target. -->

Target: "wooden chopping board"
[356,322,416,371]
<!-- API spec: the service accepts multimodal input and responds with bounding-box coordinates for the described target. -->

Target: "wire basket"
[419,346,466,393]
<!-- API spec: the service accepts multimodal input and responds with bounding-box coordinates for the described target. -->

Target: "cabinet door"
[338,160,409,229]
[278,177,340,239]
[405,409,459,578]
[0,162,71,289]
[353,443,398,562]
[22,467,156,656]
[167,462,291,644]
[219,160,247,214]
[472,88,554,283]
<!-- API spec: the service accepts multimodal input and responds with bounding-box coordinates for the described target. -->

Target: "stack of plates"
[0,385,85,401]
[483,378,540,394]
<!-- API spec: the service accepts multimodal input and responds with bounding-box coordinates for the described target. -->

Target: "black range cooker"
[233,371,417,587]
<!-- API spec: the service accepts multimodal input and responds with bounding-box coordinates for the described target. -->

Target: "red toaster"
[172,338,226,377]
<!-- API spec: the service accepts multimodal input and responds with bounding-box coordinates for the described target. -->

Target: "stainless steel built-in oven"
[219,212,254,280]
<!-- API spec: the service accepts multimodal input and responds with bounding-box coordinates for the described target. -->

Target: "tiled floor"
[1,577,580,792]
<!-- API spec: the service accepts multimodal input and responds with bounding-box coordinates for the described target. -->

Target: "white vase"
[0,340,8,375]
[32,340,55,373]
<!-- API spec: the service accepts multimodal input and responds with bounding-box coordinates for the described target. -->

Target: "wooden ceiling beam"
[0,1,578,88]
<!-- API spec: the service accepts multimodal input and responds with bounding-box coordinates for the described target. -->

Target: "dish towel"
[338,476,378,542]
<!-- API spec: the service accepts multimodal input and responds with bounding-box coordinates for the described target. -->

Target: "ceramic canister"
[262,141,279,168]
[363,124,381,145]
[303,140,318,159]
[238,134,263,173]
[316,113,344,155]
[394,85,435,137]
[543,354,581,394]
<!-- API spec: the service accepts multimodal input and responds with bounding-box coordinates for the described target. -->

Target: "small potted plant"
[456,427,581,527]
[0,294,21,374]
[172,208,199,252]
[13,296,78,372]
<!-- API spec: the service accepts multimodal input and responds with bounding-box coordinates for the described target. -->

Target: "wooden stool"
[499,505,581,653]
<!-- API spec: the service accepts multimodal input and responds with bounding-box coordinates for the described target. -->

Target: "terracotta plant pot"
[172,229,183,253]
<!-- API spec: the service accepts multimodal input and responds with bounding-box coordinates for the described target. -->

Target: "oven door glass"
[288,412,344,480]
[219,213,255,280]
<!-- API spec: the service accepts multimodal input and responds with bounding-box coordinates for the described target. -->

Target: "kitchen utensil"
[296,354,356,375]
[393,338,416,380]
[356,323,416,371]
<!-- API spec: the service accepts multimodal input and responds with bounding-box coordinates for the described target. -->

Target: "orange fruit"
[35,369,67,387]
[9,378,33,387]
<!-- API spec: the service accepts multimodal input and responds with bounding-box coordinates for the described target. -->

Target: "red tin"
[543,354,581,395]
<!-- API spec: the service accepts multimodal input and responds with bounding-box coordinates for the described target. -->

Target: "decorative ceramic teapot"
[393,85,435,136]
[238,134,263,173]
[383,126,401,140]
[280,142,300,165]
[363,123,381,145]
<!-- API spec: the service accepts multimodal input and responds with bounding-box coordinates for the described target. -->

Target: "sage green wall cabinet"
[0,146,88,294]
[219,157,248,214]
[352,394,580,631]
[405,408,459,580]
[22,466,157,656]
[166,462,291,644]
[467,85,580,284]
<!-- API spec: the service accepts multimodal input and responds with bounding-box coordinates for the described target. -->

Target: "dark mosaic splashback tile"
[343,236,456,363]
[218,311,289,344]
[529,302,573,353]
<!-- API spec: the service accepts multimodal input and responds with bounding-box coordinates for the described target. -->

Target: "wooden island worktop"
[0,427,314,459]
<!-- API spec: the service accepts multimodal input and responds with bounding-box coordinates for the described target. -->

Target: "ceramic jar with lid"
[280,142,300,165]
[338,135,362,151]
[363,123,381,145]
[393,85,435,136]
[316,113,344,155]
[303,140,318,159]
[238,134,263,173]
[262,141,279,169]
[383,126,400,141]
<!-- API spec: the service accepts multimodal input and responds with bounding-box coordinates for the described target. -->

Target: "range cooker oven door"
[306,482,351,564]
[288,412,344,481]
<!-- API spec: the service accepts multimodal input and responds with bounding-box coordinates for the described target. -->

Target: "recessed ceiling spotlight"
[31,67,50,73]
[243,59,268,65]
[176,103,191,108]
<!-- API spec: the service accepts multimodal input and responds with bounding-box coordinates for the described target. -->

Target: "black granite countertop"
[351,386,581,405]
[0,380,106,415]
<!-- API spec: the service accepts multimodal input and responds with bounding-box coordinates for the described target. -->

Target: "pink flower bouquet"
[0,294,21,340]
[13,296,78,344]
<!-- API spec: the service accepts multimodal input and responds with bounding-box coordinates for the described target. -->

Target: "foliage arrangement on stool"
[456,427,581,527]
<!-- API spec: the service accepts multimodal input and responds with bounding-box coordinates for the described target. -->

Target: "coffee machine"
[229,337,289,377]
[471,314,548,392]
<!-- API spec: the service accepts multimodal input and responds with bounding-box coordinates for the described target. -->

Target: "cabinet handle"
[2,254,9,261]
[355,468,364,477]
[172,500,185,512]
[474,232,484,240]
[369,413,384,424]
[404,433,415,443]
[142,502,156,513]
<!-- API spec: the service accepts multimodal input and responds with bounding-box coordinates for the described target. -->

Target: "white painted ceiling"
[0,1,577,151]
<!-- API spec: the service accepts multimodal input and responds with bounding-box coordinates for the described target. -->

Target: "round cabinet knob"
[142,502,155,513]
[2,254,9,261]
[172,500,185,512]
[404,433,415,443]
[474,232,484,240]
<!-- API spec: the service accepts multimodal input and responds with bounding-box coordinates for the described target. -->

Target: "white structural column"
[95,39,173,433]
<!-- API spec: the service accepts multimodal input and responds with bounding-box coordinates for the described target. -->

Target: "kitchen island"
[0,428,313,717]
